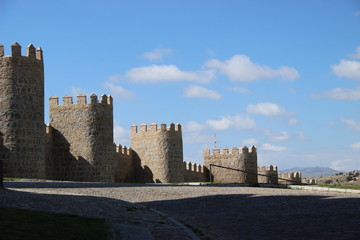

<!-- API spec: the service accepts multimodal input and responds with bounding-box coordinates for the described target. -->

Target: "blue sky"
[1,0,360,171]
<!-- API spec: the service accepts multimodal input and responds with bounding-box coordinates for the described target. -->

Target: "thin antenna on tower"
[214,133,217,148]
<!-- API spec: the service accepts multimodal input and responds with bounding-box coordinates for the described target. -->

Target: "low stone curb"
[288,185,360,194]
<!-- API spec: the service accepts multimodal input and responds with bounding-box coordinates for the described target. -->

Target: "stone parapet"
[184,161,209,182]
[114,144,136,183]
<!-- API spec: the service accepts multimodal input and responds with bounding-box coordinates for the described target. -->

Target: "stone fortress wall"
[0,43,45,179]
[0,43,301,184]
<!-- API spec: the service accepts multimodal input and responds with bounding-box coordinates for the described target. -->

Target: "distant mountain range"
[280,167,341,178]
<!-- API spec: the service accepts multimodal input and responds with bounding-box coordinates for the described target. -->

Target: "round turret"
[0,43,45,178]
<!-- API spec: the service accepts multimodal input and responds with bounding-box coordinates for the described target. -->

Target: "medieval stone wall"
[44,124,54,179]
[130,123,184,183]
[204,146,258,184]
[0,43,45,178]
[184,162,209,182]
[114,145,136,183]
[257,165,278,184]
[0,42,286,185]
[48,94,114,182]
[278,172,302,184]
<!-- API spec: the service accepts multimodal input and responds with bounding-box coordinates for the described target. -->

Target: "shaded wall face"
[114,152,135,183]
[184,167,209,182]
[131,126,184,183]
[49,101,114,182]
[0,56,45,178]
[258,171,278,184]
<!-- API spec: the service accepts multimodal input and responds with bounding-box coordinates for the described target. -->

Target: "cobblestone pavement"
[2,181,360,240]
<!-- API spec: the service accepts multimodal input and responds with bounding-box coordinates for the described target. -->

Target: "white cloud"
[247,102,293,116]
[184,121,206,132]
[230,87,251,94]
[332,59,360,80]
[184,85,221,99]
[125,65,215,83]
[354,11,360,16]
[114,122,130,145]
[297,131,307,141]
[70,86,91,96]
[260,143,287,151]
[288,118,299,125]
[143,48,174,61]
[350,142,360,149]
[288,88,297,94]
[183,121,212,144]
[103,82,135,99]
[265,130,290,142]
[206,48,216,57]
[340,118,360,131]
[349,46,360,59]
[206,114,256,131]
[326,121,336,126]
[241,138,258,146]
[331,159,353,171]
[204,54,299,82]
[311,87,360,100]
[183,132,213,144]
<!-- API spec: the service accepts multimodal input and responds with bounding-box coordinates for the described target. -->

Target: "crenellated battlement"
[258,165,278,172]
[204,145,257,157]
[257,165,279,184]
[130,123,182,134]
[0,42,43,61]
[115,144,133,156]
[184,161,207,173]
[278,172,302,179]
[278,172,302,184]
[183,161,209,182]
[49,94,113,106]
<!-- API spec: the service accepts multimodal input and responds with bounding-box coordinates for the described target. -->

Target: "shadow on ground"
[141,193,360,240]
[0,188,193,240]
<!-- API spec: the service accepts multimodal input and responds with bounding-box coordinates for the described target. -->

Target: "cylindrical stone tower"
[0,42,45,178]
[49,94,114,182]
[130,123,184,183]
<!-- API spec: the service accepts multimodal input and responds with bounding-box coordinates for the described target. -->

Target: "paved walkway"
[1,181,360,240]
